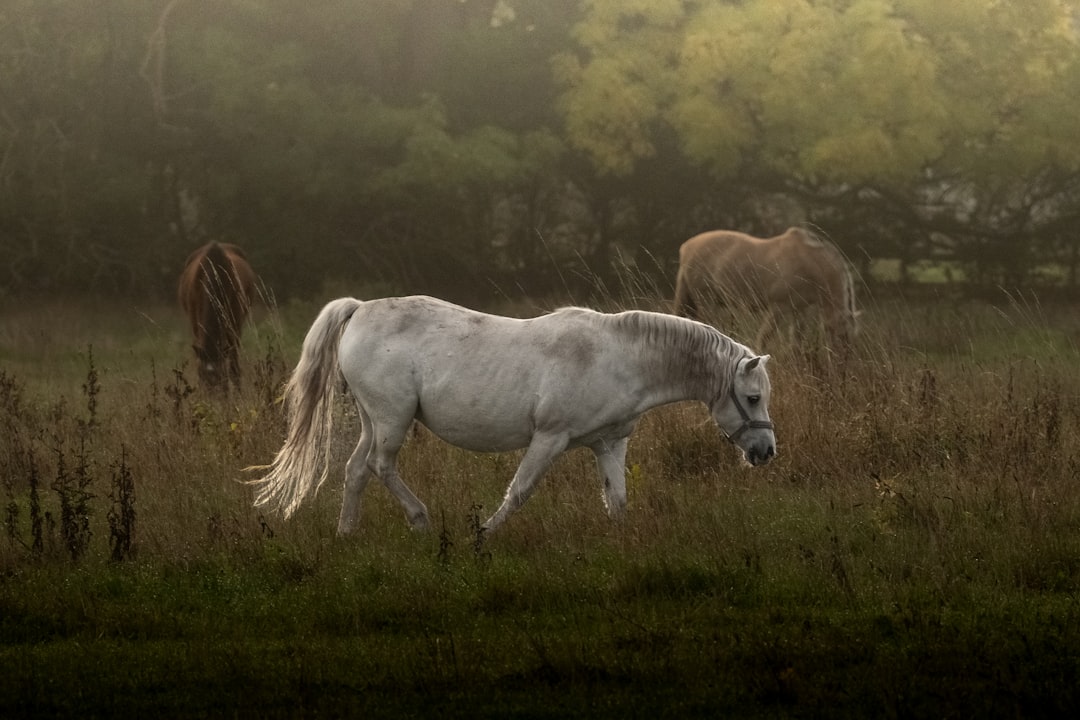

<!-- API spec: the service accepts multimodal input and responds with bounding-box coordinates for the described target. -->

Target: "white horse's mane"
[554,306,752,402]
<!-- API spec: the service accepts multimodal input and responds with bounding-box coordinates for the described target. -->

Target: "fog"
[2,0,1079,301]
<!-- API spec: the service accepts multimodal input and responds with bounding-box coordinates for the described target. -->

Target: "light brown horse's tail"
[247,297,363,518]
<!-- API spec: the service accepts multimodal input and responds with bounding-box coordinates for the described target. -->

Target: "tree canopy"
[2,0,1079,300]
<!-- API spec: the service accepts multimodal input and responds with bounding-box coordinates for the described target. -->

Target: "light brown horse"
[178,242,257,391]
[673,227,859,347]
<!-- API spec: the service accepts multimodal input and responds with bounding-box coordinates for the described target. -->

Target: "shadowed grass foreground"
[2,292,1080,717]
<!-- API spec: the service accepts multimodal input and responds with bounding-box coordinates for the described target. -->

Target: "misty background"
[2,0,1079,303]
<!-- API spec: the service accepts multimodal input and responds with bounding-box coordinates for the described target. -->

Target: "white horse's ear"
[759,354,771,366]
[745,355,761,372]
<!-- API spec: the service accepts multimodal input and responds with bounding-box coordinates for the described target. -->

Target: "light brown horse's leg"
[673,268,697,318]
[755,309,777,350]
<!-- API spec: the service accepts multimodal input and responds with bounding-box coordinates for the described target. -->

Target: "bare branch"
[140,0,185,124]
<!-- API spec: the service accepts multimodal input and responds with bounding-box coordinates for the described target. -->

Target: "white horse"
[249,295,776,536]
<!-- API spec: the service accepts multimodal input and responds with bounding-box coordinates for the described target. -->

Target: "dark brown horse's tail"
[247,297,363,518]
[203,241,230,267]
[202,242,239,303]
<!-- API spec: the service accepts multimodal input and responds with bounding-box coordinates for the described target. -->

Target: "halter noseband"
[722,384,774,444]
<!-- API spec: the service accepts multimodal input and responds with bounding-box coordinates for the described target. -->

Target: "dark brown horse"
[178,242,257,391]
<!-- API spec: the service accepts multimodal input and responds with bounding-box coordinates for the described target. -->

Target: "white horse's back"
[339,297,683,453]
[339,297,544,451]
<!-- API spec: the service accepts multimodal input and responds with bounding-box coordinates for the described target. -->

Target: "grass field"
[2,289,1080,718]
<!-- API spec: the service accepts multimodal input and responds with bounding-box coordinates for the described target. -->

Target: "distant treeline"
[3,0,1080,302]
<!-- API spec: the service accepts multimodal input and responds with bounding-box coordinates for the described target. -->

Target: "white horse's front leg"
[592,437,629,518]
[483,431,569,534]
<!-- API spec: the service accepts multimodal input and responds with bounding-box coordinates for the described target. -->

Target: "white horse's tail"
[248,297,363,518]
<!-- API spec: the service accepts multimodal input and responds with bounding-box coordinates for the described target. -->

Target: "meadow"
[2,287,1080,718]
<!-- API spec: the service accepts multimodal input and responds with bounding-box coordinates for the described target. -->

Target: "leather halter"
[722,384,774,444]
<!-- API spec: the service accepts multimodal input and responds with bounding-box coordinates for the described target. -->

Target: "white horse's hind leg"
[337,426,374,536]
[375,454,430,531]
[366,413,429,530]
[592,437,629,518]
[483,431,570,534]
[339,400,428,533]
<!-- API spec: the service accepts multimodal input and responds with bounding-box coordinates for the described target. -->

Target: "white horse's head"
[713,354,776,466]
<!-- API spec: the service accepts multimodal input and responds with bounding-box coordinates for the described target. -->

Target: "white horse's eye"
[747,394,760,405]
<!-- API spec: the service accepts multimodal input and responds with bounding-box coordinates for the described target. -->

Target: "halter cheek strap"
[723,385,774,444]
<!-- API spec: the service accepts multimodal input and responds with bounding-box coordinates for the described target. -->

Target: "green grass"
[2,292,1080,717]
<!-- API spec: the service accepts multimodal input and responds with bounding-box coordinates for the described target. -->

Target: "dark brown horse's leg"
[227,344,242,392]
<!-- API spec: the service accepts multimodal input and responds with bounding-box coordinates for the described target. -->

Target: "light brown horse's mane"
[796,227,860,323]
[796,227,852,272]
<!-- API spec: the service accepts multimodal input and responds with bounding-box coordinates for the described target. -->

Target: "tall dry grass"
[2,288,1080,716]
[1,290,1078,582]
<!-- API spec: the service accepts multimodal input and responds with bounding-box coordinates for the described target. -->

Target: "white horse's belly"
[410,352,546,452]
[416,385,638,454]
[417,409,534,453]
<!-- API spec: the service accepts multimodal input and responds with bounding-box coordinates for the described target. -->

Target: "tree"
[0,0,578,298]
[0,0,164,294]
[6,0,1080,299]
[557,0,1080,286]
